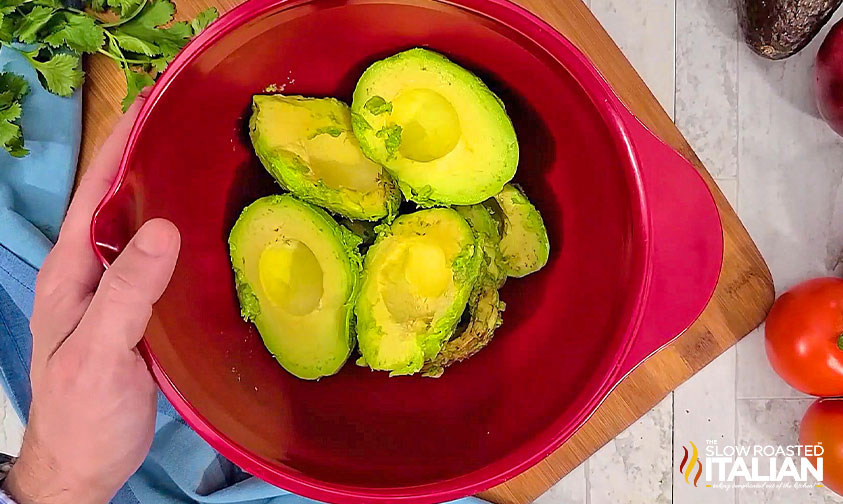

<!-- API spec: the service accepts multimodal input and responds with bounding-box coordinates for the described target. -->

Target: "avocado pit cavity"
[381,239,451,325]
[390,88,461,162]
[258,239,324,316]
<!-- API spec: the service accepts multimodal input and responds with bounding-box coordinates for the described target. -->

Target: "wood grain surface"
[79,0,775,502]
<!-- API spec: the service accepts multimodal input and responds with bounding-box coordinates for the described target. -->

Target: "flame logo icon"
[679,441,703,487]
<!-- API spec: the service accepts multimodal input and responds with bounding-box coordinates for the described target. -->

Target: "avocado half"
[250,94,402,220]
[489,184,550,278]
[421,283,504,378]
[354,208,481,375]
[229,195,362,380]
[420,186,549,376]
[421,203,507,377]
[350,48,518,206]
[455,204,507,287]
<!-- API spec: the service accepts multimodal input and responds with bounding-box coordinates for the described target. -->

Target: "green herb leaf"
[0,121,24,156]
[113,32,158,55]
[0,0,24,24]
[164,20,191,38]
[0,14,18,43]
[112,0,193,58]
[33,0,62,8]
[14,6,55,44]
[27,52,83,97]
[0,0,26,12]
[0,0,210,156]
[376,124,402,157]
[351,112,372,133]
[121,67,153,111]
[0,90,16,109]
[121,53,169,72]
[0,72,29,157]
[190,7,217,35]
[105,0,143,18]
[149,56,168,72]
[312,126,343,138]
[364,96,392,115]
[157,21,191,57]
[127,0,174,26]
[44,13,105,53]
[0,101,21,122]
[0,72,29,100]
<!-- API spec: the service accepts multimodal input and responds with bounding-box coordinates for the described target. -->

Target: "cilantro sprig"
[0,72,29,157]
[0,0,217,157]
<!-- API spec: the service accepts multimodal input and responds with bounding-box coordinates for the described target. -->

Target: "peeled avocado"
[232,51,549,380]
[420,187,549,377]
[355,208,481,375]
[490,184,550,278]
[421,204,506,377]
[454,204,507,287]
[351,48,518,206]
[229,195,362,380]
[249,94,401,220]
[421,284,504,378]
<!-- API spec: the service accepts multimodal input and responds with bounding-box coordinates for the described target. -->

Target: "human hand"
[2,91,181,504]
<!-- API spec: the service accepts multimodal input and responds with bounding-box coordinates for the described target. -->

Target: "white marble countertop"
[3,0,843,502]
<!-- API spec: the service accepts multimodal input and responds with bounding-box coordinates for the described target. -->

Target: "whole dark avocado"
[739,0,842,59]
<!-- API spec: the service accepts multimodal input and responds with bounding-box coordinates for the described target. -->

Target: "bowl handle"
[91,183,135,268]
[615,112,724,378]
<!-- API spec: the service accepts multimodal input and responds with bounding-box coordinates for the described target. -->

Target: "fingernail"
[138,86,153,100]
[135,222,173,257]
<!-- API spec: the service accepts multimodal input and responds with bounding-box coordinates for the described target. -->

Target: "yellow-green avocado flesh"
[354,208,481,375]
[351,48,518,206]
[455,204,507,287]
[250,94,401,220]
[490,184,550,278]
[229,195,363,380]
[421,204,507,377]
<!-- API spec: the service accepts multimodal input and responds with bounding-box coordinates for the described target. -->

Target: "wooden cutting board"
[78,0,775,501]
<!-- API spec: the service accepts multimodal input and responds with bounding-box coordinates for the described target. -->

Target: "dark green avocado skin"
[739,0,842,59]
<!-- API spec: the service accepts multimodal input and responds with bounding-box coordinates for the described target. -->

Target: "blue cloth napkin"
[0,47,483,504]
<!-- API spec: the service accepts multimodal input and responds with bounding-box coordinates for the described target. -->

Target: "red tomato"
[800,398,843,496]
[765,278,843,396]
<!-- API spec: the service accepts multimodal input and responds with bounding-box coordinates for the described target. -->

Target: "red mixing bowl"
[91,0,723,501]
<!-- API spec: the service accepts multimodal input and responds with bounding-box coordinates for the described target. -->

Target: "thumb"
[73,219,180,350]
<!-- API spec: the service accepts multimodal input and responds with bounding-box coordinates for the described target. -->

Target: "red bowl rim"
[91,0,654,501]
